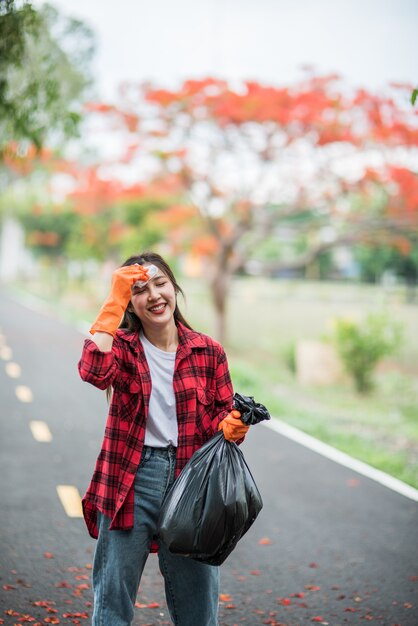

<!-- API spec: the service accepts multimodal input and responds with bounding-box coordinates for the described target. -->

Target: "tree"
[0,0,94,156]
[84,75,418,341]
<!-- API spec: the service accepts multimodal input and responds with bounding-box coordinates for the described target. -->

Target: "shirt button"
[119,496,123,502]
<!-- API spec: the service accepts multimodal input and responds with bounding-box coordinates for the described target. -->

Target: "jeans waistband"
[143,443,177,456]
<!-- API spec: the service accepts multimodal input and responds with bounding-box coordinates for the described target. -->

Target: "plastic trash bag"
[157,394,270,566]
[233,392,271,425]
[157,431,261,565]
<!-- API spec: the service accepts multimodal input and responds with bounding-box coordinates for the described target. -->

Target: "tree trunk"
[209,263,231,345]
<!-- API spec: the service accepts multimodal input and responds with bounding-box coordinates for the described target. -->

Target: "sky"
[38,0,417,101]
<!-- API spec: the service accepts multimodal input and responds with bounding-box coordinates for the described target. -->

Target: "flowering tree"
[0,148,179,266]
[12,74,418,342]
[94,78,416,339]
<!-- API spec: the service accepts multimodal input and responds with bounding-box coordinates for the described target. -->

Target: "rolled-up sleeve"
[78,339,119,390]
[211,347,233,432]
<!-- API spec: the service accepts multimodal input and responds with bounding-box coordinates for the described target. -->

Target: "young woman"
[78,252,249,626]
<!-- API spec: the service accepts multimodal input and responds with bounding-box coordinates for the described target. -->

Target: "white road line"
[15,385,33,403]
[29,421,52,442]
[56,485,83,518]
[0,345,12,360]
[5,362,21,378]
[264,419,418,503]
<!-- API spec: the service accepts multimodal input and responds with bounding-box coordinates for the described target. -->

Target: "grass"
[7,272,418,489]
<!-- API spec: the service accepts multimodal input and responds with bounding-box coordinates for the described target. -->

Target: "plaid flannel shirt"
[78,322,233,540]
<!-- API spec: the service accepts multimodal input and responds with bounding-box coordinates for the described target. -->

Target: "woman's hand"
[218,410,250,441]
[90,265,150,337]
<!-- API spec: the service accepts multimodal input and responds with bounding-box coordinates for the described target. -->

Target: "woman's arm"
[214,347,249,442]
[79,264,148,384]
[90,331,114,352]
[210,347,234,430]
[78,338,119,389]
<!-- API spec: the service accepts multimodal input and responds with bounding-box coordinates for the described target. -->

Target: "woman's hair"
[119,251,193,332]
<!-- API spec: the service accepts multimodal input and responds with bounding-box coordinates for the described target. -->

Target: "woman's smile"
[148,302,167,314]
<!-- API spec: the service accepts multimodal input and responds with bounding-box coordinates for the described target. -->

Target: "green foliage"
[332,312,403,393]
[113,196,174,259]
[117,222,165,260]
[122,197,170,226]
[282,340,297,374]
[412,88,418,106]
[65,213,111,262]
[354,243,418,284]
[60,199,170,262]
[0,1,94,154]
[19,205,80,257]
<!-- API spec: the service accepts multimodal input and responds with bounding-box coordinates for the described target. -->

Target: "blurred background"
[1,0,417,487]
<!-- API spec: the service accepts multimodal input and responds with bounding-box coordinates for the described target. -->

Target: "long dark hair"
[119,251,193,333]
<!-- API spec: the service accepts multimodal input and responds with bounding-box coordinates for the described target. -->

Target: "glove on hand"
[90,264,150,336]
[218,410,250,442]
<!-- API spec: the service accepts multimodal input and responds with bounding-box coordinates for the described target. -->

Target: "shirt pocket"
[113,374,142,423]
[114,373,141,394]
[196,386,215,434]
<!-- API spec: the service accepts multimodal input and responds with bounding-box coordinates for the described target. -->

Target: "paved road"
[0,291,417,626]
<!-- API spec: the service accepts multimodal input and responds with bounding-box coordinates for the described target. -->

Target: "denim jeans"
[92,445,220,626]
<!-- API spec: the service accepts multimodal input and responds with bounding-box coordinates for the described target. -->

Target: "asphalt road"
[0,290,417,626]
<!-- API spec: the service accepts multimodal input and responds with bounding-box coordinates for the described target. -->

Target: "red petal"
[219,594,232,601]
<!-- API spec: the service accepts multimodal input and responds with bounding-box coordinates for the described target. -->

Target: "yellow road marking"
[15,385,33,403]
[30,420,52,442]
[5,362,21,378]
[56,485,83,518]
[0,345,12,360]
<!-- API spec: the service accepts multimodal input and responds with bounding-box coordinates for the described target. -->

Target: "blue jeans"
[92,445,220,626]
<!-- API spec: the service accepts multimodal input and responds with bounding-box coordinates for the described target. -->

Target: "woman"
[78,252,249,626]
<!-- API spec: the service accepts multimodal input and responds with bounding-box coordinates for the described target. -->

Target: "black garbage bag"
[157,393,270,566]
[233,392,271,425]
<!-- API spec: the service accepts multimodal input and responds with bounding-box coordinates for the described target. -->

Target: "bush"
[332,312,403,393]
[282,340,297,374]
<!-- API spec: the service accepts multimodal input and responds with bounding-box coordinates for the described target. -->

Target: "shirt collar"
[116,322,207,355]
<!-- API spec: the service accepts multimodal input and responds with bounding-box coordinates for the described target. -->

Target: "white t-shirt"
[140,331,178,448]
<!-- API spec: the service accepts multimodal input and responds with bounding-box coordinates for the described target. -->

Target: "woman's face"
[130,265,177,330]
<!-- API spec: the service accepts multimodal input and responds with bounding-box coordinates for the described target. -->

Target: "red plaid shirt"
[78,322,233,540]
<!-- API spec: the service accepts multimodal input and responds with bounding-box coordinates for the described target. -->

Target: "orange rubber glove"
[90,265,150,336]
[218,409,250,442]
